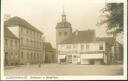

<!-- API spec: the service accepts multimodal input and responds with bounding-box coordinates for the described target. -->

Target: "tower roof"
[62,6,66,16]
[56,21,71,28]
[56,7,72,29]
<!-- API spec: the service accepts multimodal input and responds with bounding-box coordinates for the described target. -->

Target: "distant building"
[4,16,45,65]
[4,27,19,66]
[44,42,56,63]
[56,9,123,65]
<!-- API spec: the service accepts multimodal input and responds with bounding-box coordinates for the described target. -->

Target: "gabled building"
[56,9,123,65]
[4,27,19,66]
[4,16,45,65]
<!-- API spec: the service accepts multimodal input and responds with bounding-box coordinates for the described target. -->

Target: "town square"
[1,0,127,80]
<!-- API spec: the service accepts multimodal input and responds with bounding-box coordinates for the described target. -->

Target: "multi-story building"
[4,27,19,66]
[4,16,44,65]
[56,10,123,65]
[44,42,56,63]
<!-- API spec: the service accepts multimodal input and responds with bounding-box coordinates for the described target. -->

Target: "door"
[67,55,72,64]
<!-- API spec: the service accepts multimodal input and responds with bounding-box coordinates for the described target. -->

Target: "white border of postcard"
[1,0,127,80]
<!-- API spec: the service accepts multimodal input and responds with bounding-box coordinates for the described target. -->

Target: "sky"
[3,0,123,48]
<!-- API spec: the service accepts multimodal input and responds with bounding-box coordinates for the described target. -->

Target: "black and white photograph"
[1,0,127,80]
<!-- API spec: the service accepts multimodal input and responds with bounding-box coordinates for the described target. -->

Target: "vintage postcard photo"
[1,0,127,80]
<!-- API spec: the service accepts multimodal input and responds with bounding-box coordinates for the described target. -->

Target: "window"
[86,44,89,51]
[60,45,64,48]
[26,39,30,46]
[11,52,13,59]
[15,40,17,47]
[68,55,72,59]
[26,29,28,34]
[74,56,77,58]
[64,31,67,35]
[59,32,61,35]
[31,40,32,47]
[5,39,8,46]
[66,44,71,49]
[15,53,17,58]
[10,40,13,47]
[31,53,33,60]
[21,52,23,59]
[21,27,23,34]
[99,44,103,50]
[81,45,84,51]
[27,52,29,59]
[21,37,23,45]
[73,44,77,49]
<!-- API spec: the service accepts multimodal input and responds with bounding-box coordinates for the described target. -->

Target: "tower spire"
[62,6,66,22]
[62,6,65,15]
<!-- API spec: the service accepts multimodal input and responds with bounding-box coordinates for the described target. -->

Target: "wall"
[4,37,19,66]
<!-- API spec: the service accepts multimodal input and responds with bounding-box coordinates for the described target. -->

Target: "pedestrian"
[38,62,41,68]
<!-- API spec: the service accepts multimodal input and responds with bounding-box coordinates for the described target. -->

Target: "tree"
[100,3,124,34]
[99,3,124,64]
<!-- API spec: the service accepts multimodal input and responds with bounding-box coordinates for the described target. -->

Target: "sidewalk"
[4,65,25,69]
[4,63,43,69]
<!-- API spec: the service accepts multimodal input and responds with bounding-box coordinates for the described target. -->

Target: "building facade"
[4,27,19,66]
[56,10,123,65]
[4,16,45,65]
[44,42,56,63]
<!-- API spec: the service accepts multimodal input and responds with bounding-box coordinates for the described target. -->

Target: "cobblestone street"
[4,64,123,76]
